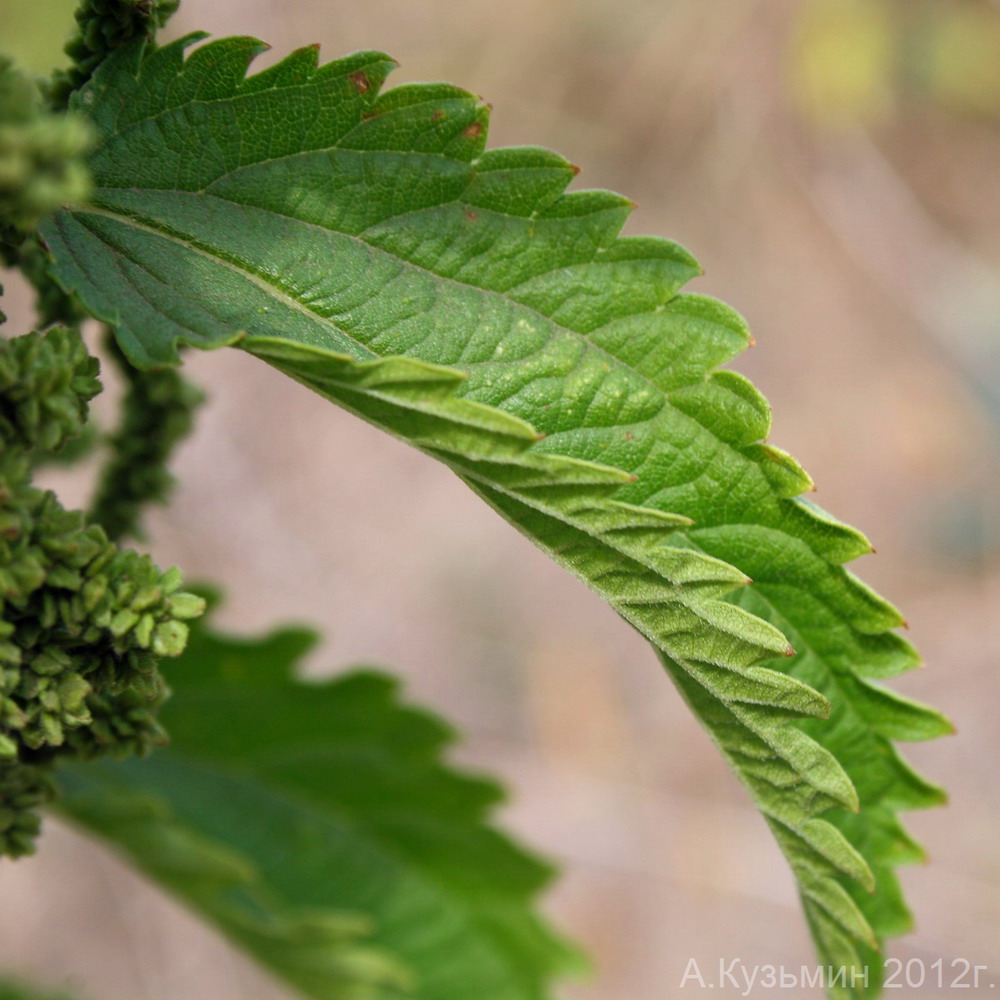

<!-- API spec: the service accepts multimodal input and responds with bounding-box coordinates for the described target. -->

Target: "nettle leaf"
[41,35,950,997]
[56,602,579,1000]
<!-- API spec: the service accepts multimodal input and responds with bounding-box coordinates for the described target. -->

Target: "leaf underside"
[40,34,950,999]
[57,604,579,1000]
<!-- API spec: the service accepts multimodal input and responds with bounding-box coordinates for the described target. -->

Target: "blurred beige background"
[1,0,999,996]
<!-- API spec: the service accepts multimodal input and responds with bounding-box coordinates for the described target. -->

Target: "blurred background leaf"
[0,0,76,75]
[0,980,86,1000]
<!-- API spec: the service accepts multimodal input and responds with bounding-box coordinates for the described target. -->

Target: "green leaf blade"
[57,611,580,1000]
[41,35,951,997]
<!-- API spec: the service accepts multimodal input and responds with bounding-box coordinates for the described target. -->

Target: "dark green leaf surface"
[57,607,578,1000]
[41,36,950,996]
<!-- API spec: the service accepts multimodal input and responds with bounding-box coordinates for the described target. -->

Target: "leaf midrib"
[78,191,788,539]
[87,79,803,542]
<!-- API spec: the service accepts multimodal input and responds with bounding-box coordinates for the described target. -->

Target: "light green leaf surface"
[40,35,950,997]
[56,603,578,1000]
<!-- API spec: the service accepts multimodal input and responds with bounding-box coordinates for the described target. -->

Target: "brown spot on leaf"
[349,70,370,94]
[465,210,478,221]
[431,110,445,122]
[570,164,581,176]
[463,121,484,139]
[623,432,634,441]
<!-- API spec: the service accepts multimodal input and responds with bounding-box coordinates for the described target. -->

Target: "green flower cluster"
[91,334,204,542]
[0,322,99,451]
[0,757,50,859]
[0,326,204,857]
[50,0,181,108]
[0,58,92,236]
